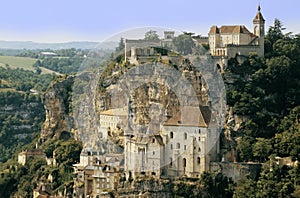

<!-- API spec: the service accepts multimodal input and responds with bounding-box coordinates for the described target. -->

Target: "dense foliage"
[0,67,52,163]
[0,139,82,197]
[173,172,235,197]
[225,19,300,197]
[36,57,84,74]
[0,67,52,92]
[225,19,300,162]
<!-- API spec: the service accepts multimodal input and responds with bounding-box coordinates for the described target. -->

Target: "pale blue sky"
[0,0,299,42]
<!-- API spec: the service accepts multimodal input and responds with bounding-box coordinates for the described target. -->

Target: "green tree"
[201,172,235,198]
[265,19,286,57]
[253,138,272,162]
[237,136,254,161]
[35,67,42,74]
[266,19,285,44]
[144,30,160,41]
[116,37,125,52]
[233,178,257,198]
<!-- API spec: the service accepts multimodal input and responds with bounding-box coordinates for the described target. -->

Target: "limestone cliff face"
[98,59,210,136]
[41,76,74,140]
[40,57,211,148]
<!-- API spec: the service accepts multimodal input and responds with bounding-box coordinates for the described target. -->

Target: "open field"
[0,56,60,75]
[0,56,37,70]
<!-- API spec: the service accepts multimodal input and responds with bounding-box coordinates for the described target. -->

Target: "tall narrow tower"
[253,5,265,55]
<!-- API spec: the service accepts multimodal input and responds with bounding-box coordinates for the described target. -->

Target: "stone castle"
[209,5,265,67]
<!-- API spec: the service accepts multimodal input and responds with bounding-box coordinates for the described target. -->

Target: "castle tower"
[253,5,265,55]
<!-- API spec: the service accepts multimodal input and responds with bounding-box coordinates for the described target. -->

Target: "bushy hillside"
[225,19,300,197]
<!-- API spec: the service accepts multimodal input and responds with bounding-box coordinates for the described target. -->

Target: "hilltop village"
[16,6,299,198]
[69,6,266,197]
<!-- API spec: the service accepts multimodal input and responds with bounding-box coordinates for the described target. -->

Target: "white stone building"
[99,107,127,140]
[124,106,220,179]
[208,6,265,61]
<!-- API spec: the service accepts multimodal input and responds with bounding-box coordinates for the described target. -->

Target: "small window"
[153,151,155,155]
[170,132,173,139]
[197,157,201,164]
[170,158,173,166]
[184,133,187,140]
[183,158,186,167]
[177,143,180,149]
[171,144,173,150]
[184,145,187,150]
[152,138,155,143]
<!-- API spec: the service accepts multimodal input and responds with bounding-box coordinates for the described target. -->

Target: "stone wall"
[210,162,261,182]
[226,44,263,58]
[125,40,161,61]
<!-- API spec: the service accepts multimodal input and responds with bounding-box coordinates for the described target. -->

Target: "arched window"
[177,143,180,149]
[197,157,201,164]
[170,131,173,139]
[184,133,187,140]
[183,158,186,168]
[170,157,173,166]
[152,138,155,143]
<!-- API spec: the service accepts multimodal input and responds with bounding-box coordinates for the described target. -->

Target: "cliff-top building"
[209,5,265,67]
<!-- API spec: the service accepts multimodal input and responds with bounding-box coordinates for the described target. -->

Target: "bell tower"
[253,5,265,55]
[253,5,265,37]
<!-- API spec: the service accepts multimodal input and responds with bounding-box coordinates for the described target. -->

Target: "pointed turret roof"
[253,5,265,22]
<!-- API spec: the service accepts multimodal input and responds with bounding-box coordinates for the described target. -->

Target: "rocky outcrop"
[39,56,214,149]
[41,76,74,140]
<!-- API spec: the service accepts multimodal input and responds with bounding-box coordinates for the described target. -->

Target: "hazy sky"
[0,0,299,42]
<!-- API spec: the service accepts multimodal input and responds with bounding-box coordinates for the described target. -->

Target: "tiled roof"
[163,106,210,127]
[209,26,219,34]
[209,25,252,34]
[100,107,128,116]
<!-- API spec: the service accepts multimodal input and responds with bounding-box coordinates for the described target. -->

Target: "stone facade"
[208,6,265,68]
[18,149,46,166]
[73,148,124,198]
[99,107,127,140]
[210,162,261,183]
[125,31,175,64]
[125,106,220,179]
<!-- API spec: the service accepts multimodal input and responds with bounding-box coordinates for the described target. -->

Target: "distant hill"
[0,40,118,50]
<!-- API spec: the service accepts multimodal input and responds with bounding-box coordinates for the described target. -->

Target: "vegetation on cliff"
[0,19,299,197]
[224,19,300,197]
